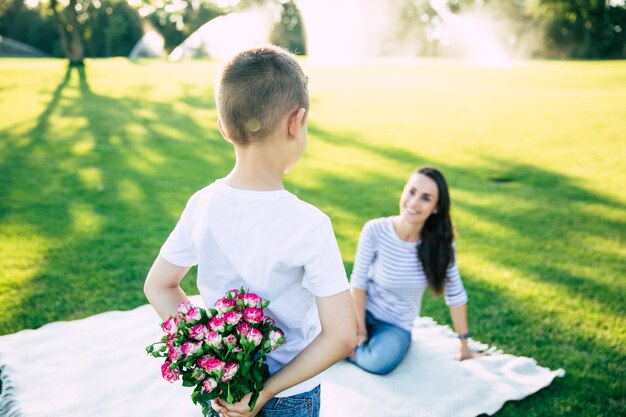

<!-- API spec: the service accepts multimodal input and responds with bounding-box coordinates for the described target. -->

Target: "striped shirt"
[350,217,468,331]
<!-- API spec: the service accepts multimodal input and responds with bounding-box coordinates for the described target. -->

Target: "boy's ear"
[218,119,234,144]
[287,108,307,139]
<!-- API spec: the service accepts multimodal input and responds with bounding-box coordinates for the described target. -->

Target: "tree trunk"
[49,0,85,65]
[67,0,85,65]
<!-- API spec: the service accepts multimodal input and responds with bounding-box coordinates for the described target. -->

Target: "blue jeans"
[261,385,320,417]
[350,311,412,375]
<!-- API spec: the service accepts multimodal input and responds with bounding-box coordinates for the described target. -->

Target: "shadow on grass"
[0,65,231,331]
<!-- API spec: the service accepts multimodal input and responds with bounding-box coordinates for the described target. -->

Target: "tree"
[148,0,224,52]
[270,0,306,54]
[50,0,85,65]
[0,0,58,56]
[85,0,142,57]
[524,0,626,58]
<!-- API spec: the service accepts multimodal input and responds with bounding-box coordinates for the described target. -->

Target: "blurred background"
[1,0,625,64]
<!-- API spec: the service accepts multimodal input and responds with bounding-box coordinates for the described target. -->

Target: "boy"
[143,45,357,417]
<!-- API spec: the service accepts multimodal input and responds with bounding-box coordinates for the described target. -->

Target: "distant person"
[144,45,357,417]
[349,167,478,375]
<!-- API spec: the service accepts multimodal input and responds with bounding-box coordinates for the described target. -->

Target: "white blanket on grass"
[0,296,564,417]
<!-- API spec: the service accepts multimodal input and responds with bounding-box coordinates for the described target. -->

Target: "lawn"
[0,57,624,416]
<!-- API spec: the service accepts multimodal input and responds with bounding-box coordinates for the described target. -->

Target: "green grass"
[0,57,624,416]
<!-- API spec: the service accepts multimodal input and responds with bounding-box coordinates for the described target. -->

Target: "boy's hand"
[211,392,267,417]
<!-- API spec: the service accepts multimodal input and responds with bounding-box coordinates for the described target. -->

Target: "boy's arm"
[214,290,357,417]
[144,254,191,321]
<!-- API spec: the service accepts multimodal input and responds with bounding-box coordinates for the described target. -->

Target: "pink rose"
[243,307,264,324]
[215,298,236,313]
[167,346,183,362]
[205,331,222,348]
[185,307,202,323]
[221,362,239,382]
[202,378,218,393]
[166,338,177,348]
[189,324,208,340]
[223,334,237,347]
[236,322,251,336]
[209,316,226,332]
[181,341,202,357]
[224,311,242,325]
[269,330,285,350]
[246,327,263,346]
[196,355,214,369]
[198,357,225,375]
[162,316,178,337]
[177,301,193,315]
[242,293,262,308]
[161,361,180,383]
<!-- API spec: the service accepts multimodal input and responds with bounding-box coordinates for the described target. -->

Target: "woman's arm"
[449,303,478,361]
[348,222,377,354]
[351,288,369,353]
[143,255,191,321]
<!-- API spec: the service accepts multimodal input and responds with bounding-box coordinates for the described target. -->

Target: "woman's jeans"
[351,311,412,375]
[261,385,320,417]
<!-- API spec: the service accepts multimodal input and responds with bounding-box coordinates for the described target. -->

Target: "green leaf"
[249,390,260,411]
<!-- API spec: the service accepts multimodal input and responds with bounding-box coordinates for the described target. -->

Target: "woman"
[349,167,478,375]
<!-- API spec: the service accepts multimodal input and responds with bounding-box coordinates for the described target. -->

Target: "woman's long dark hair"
[415,167,454,295]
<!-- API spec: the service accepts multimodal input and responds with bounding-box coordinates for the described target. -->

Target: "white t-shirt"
[160,179,349,397]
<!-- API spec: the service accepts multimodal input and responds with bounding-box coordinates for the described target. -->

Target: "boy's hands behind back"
[211,392,266,417]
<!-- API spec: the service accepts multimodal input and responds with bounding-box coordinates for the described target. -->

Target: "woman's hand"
[348,326,368,360]
[211,392,267,417]
[456,342,484,361]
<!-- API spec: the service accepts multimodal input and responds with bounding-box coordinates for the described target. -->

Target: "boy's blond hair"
[216,44,309,145]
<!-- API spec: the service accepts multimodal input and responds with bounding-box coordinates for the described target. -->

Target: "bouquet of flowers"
[146,288,286,417]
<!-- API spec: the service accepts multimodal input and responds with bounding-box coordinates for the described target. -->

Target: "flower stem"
[227,381,233,403]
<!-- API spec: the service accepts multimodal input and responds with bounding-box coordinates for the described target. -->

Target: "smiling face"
[399,173,440,226]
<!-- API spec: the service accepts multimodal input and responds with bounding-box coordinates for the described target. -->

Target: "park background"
[0,0,625,416]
